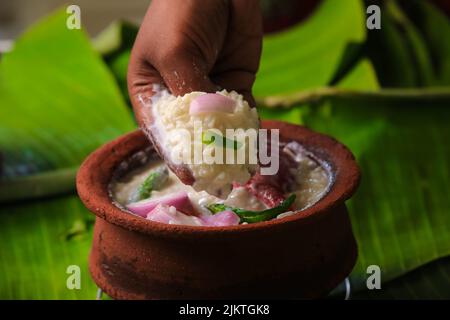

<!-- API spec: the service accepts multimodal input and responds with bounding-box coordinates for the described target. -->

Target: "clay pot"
[76,120,360,299]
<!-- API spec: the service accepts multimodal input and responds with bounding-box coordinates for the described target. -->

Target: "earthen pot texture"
[76,120,360,299]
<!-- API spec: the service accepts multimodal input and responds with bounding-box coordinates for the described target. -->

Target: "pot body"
[89,204,356,299]
[78,121,361,300]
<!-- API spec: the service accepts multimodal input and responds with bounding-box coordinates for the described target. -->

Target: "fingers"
[156,49,219,96]
[128,0,262,107]
[212,0,263,107]
[128,51,197,185]
[139,0,228,96]
[127,50,163,128]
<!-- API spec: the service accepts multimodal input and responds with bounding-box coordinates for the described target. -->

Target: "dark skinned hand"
[127,0,263,185]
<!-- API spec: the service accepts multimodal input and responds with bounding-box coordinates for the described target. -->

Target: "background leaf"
[93,21,138,103]
[0,11,135,179]
[303,96,450,292]
[365,2,417,87]
[365,0,450,87]
[260,60,450,297]
[402,0,450,86]
[254,0,366,96]
[0,197,96,299]
[0,11,136,299]
[336,59,379,90]
[258,32,450,294]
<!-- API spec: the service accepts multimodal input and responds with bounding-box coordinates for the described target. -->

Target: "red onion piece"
[189,93,236,115]
[146,204,203,226]
[201,210,240,226]
[127,191,195,217]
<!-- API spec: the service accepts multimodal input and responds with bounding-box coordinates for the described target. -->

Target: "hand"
[127,0,263,184]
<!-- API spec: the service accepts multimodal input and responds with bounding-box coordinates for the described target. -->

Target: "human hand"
[127,0,263,184]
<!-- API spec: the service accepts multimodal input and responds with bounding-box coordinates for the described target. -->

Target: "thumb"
[127,54,164,128]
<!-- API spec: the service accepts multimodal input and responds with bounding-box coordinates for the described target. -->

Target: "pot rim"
[76,120,360,238]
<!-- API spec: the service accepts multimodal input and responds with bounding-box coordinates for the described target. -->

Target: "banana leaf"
[259,55,450,297]
[303,95,450,292]
[365,0,450,87]
[253,0,366,96]
[0,11,135,299]
[0,197,96,299]
[0,12,135,179]
[93,21,138,103]
[401,0,450,86]
[385,0,435,86]
[258,59,380,121]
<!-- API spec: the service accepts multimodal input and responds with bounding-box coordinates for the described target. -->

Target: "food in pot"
[149,89,260,198]
[110,141,331,227]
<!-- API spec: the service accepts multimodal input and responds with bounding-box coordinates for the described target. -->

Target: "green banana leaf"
[385,0,435,86]
[93,21,138,103]
[253,0,366,96]
[365,4,417,87]
[365,0,450,87]
[258,58,380,122]
[93,21,139,57]
[0,11,135,298]
[403,0,450,85]
[259,57,450,297]
[303,95,450,293]
[0,196,96,299]
[0,12,135,179]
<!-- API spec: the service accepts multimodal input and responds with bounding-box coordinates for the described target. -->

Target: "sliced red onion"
[146,204,203,226]
[145,204,174,224]
[201,210,240,226]
[127,191,195,217]
[146,205,238,227]
[189,93,236,115]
